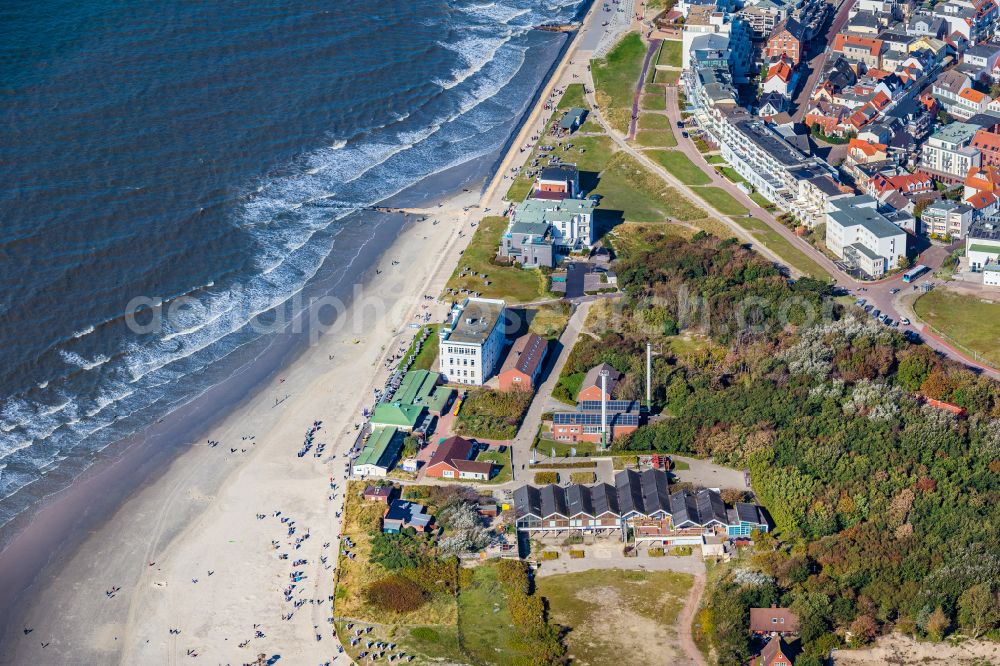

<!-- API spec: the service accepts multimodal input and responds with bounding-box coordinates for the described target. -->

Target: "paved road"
[508,300,596,481]
[661,88,1000,378]
[792,0,858,121]
[629,38,661,139]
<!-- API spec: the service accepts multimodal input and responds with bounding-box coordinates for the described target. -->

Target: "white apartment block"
[965,219,1000,271]
[826,196,907,277]
[921,122,982,180]
[922,200,974,237]
[439,298,506,386]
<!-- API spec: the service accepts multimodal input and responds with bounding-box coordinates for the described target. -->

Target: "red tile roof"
[767,60,794,83]
[833,34,884,56]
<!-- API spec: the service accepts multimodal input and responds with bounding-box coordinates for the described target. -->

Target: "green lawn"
[660,40,682,68]
[400,324,440,371]
[636,129,677,147]
[750,192,775,209]
[591,153,708,223]
[639,113,671,130]
[537,569,693,666]
[444,216,547,302]
[645,150,711,186]
[640,92,666,111]
[457,566,535,665]
[731,217,829,279]
[691,186,748,215]
[593,33,646,133]
[717,166,745,183]
[478,448,513,484]
[552,370,584,404]
[505,135,615,202]
[654,69,680,85]
[705,155,725,165]
[558,83,588,110]
[535,437,598,457]
[914,290,1000,367]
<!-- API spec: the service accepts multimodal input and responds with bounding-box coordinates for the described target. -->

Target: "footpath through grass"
[914,289,1000,367]
[691,187,748,216]
[731,217,829,279]
[646,150,710,185]
[592,152,708,223]
[592,33,646,133]
[444,216,548,303]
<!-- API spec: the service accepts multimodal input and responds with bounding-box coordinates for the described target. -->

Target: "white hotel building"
[438,297,507,386]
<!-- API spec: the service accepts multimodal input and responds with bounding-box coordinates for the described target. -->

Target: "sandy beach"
[0,2,607,660]
[3,188,481,664]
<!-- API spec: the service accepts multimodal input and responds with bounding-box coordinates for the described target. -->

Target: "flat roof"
[930,122,979,145]
[395,369,439,407]
[830,199,905,238]
[733,118,807,167]
[442,298,506,345]
[515,197,594,225]
[356,426,402,469]
[849,242,883,261]
[969,219,1000,241]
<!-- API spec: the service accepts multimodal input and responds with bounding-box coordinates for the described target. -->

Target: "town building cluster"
[680,0,1000,281]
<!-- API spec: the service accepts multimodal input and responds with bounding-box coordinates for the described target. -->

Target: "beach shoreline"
[0,8,598,660]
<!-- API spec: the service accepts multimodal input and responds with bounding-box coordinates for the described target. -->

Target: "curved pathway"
[677,572,708,666]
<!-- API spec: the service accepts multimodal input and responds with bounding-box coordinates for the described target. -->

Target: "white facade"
[439,298,506,386]
[965,220,1000,270]
[984,263,1000,286]
[921,122,982,179]
[826,196,907,277]
[922,200,974,237]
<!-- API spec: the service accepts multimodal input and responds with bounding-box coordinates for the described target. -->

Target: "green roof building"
[371,402,424,430]
[353,426,403,477]
[395,369,440,407]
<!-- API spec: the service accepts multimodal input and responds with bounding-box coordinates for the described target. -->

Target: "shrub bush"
[541,551,560,560]
[570,471,597,484]
[648,547,665,557]
[454,389,532,439]
[569,549,585,559]
[534,471,559,484]
[363,574,426,613]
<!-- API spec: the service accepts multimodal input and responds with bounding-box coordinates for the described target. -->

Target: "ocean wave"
[59,350,111,371]
[0,0,569,528]
[71,325,95,339]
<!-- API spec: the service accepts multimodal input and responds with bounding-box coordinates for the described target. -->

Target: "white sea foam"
[72,325,95,339]
[59,350,111,371]
[0,0,572,526]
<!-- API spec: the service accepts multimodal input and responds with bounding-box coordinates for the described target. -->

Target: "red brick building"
[764,18,807,65]
[576,363,622,402]
[750,606,800,635]
[756,637,799,666]
[424,436,493,481]
[498,333,547,391]
[972,126,1000,166]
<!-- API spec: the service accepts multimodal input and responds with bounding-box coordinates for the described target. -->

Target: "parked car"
[883,317,893,326]
[676,120,684,128]
[871,308,881,318]
[855,298,866,307]
[878,313,887,322]
[889,288,900,294]
[864,304,873,313]
[900,317,911,325]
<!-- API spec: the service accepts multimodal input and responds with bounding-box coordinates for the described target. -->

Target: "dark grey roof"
[615,468,671,515]
[514,485,541,517]
[539,484,567,517]
[564,484,593,517]
[514,472,767,528]
[590,483,620,516]
[552,411,641,426]
[970,218,1000,241]
[577,400,640,413]
[539,164,578,182]
[807,174,844,196]
[734,502,764,523]
[733,118,807,167]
